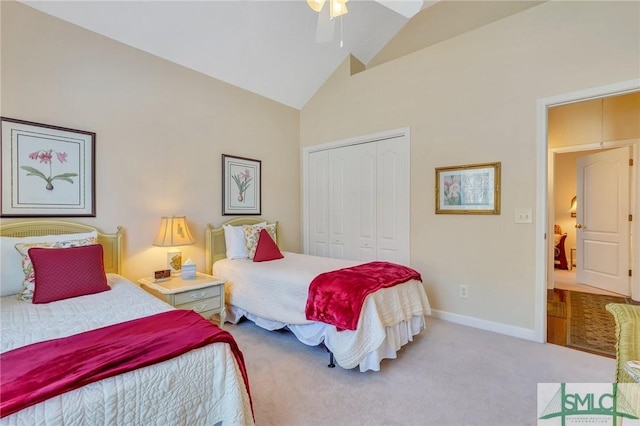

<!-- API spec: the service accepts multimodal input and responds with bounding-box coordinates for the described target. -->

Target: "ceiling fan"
[306,0,425,45]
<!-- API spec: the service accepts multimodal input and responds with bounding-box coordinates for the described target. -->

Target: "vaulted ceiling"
[21,1,544,109]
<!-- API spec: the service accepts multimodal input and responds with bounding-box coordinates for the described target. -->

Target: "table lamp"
[152,216,195,276]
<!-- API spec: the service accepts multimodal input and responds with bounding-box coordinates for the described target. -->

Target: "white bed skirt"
[226,305,426,372]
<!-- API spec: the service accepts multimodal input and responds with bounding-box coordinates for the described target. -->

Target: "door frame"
[535,79,640,343]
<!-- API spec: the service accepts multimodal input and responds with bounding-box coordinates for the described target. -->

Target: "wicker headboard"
[0,221,123,274]
[205,217,278,274]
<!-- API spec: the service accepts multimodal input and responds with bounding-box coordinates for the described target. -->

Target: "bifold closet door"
[308,150,329,257]
[376,138,410,264]
[307,134,410,263]
[328,143,377,261]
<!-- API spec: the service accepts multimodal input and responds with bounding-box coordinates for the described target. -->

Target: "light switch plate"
[515,208,533,224]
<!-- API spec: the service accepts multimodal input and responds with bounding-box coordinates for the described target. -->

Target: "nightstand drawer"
[177,296,222,314]
[174,286,221,305]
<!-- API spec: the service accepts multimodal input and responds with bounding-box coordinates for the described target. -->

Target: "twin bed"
[0,221,253,425]
[205,217,432,372]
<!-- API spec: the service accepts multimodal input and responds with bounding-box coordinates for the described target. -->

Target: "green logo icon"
[538,383,639,425]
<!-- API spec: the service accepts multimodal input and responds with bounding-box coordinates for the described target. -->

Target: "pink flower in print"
[232,168,253,203]
[21,149,78,191]
[56,151,68,163]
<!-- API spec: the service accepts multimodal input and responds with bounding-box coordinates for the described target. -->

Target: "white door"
[355,143,377,262]
[327,146,348,259]
[308,150,329,257]
[576,147,631,295]
[328,143,377,261]
[376,138,410,264]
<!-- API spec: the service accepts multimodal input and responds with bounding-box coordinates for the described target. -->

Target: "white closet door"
[354,143,377,262]
[377,137,410,264]
[328,146,348,259]
[328,143,376,260]
[308,150,329,256]
[305,128,410,264]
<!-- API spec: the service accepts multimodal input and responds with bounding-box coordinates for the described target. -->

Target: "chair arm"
[606,303,640,383]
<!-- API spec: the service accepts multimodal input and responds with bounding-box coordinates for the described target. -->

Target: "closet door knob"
[575,224,583,229]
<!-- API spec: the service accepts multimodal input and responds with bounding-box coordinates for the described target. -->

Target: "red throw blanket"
[0,310,252,419]
[305,261,422,331]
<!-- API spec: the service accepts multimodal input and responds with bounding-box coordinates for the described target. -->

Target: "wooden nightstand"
[139,272,226,327]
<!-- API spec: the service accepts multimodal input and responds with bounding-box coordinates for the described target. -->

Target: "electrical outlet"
[459,284,469,298]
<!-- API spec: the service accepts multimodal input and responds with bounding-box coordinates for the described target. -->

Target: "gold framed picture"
[435,162,501,215]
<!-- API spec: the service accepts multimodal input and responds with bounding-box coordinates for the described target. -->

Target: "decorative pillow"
[29,244,109,304]
[253,229,284,262]
[0,231,97,297]
[244,223,277,260]
[15,234,98,301]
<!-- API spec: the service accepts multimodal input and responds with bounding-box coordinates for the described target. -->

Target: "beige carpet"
[225,317,615,426]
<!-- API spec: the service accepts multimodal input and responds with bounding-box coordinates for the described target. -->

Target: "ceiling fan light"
[307,0,326,13]
[330,0,348,18]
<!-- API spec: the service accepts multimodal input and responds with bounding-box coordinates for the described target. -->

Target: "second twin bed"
[206,218,432,372]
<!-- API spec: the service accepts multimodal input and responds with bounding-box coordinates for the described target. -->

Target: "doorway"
[548,145,636,356]
[539,81,640,352]
[534,79,640,345]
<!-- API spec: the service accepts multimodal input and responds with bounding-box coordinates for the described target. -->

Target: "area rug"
[567,290,628,357]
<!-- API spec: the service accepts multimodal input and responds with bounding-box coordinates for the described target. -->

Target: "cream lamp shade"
[153,216,195,275]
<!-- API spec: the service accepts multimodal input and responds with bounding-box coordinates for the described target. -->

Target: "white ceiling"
[20,1,542,110]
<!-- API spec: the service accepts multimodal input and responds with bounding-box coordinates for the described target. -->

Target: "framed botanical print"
[1,117,96,217]
[222,154,261,215]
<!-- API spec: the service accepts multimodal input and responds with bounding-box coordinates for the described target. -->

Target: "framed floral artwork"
[222,154,261,215]
[435,162,501,215]
[1,117,96,217]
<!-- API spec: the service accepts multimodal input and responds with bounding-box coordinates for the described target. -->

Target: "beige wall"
[301,1,640,330]
[0,2,301,281]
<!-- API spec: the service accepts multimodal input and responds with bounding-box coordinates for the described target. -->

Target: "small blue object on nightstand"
[181,258,196,280]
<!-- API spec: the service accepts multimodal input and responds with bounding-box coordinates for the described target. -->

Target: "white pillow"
[0,231,98,297]
[223,223,266,259]
[223,225,247,259]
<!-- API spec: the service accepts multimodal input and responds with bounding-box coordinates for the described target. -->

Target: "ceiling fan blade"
[315,2,335,43]
[375,0,424,18]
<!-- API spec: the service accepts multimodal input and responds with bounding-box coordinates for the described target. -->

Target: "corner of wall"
[349,55,365,76]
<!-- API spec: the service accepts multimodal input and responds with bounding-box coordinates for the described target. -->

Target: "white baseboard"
[429,309,540,342]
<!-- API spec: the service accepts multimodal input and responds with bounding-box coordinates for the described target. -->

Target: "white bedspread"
[213,252,431,371]
[1,274,254,426]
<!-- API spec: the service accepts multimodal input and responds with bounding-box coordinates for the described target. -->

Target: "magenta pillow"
[253,229,284,262]
[28,244,110,304]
